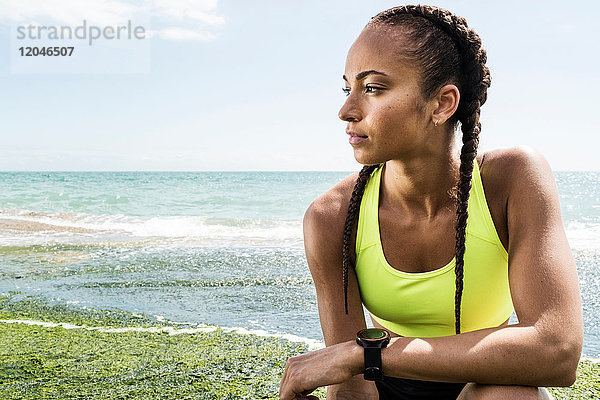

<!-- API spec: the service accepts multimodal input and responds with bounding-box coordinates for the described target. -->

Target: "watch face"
[357,328,389,341]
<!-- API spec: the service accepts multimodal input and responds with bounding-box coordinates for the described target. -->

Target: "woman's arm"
[280,148,583,399]
[291,174,379,399]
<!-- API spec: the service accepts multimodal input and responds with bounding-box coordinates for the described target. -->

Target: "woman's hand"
[279,341,363,400]
[326,375,379,399]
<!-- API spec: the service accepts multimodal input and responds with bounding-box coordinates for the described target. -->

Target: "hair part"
[342,5,491,334]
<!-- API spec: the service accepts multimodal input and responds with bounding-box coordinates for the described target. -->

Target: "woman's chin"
[353,150,385,166]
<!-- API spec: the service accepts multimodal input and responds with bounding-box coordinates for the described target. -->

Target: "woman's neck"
[381,147,460,220]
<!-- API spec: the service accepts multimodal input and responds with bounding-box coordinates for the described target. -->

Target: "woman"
[279,5,583,400]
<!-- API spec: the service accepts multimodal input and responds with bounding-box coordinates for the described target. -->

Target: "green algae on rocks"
[0,295,596,399]
[0,294,327,399]
[0,292,167,328]
[0,321,312,399]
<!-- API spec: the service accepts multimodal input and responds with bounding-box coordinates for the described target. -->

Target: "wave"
[0,208,303,248]
[564,221,600,250]
[77,277,314,289]
[2,208,599,251]
[0,318,324,351]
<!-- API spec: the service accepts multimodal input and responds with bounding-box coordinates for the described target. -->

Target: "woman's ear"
[432,84,460,125]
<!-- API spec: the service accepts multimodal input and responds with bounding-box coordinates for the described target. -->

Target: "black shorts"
[376,376,466,400]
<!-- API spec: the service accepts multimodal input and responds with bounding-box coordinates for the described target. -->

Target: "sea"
[0,171,598,358]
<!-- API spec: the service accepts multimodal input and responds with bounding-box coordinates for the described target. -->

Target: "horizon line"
[1,169,598,173]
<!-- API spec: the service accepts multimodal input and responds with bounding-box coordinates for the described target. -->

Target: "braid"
[367,5,491,334]
[343,164,379,314]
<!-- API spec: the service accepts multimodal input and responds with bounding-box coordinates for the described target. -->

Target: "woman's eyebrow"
[342,70,389,82]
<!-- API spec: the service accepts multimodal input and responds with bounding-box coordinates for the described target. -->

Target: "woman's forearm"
[377,323,580,387]
[279,321,581,399]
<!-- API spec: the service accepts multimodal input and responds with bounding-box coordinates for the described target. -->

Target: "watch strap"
[364,347,382,369]
[363,347,383,380]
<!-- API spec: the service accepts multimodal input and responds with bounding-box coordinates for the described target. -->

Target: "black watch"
[356,328,391,381]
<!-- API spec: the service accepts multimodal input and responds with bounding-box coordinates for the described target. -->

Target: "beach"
[0,294,597,399]
[0,170,599,398]
[0,293,324,399]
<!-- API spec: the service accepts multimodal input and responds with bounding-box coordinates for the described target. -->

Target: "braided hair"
[342,5,491,334]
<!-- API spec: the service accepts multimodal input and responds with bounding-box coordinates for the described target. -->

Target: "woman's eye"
[342,86,382,97]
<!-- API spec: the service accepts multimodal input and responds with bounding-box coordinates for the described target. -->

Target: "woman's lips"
[348,131,368,145]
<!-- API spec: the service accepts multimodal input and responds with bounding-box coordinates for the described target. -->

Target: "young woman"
[279,5,583,400]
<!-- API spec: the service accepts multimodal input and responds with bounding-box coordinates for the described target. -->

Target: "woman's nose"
[338,96,362,122]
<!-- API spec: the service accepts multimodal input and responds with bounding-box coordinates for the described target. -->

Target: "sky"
[0,0,598,171]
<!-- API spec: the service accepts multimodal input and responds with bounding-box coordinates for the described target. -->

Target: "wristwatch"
[356,328,391,381]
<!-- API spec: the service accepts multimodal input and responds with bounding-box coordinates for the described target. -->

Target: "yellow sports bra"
[355,160,513,337]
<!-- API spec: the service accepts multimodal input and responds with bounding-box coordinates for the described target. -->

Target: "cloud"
[0,0,224,41]
[151,0,225,40]
[153,0,224,27]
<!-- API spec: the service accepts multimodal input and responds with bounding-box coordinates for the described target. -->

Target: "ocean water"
[0,171,598,357]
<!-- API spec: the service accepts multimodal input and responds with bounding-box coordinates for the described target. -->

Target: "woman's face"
[339,26,436,165]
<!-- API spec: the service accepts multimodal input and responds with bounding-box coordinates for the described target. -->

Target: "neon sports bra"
[355,160,513,337]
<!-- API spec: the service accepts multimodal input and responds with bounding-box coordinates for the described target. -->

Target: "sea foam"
[0,208,303,248]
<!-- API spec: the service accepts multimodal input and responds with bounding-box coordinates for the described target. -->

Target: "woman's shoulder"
[479,146,555,192]
[304,171,360,235]
[479,146,558,248]
[302,172,362,281]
